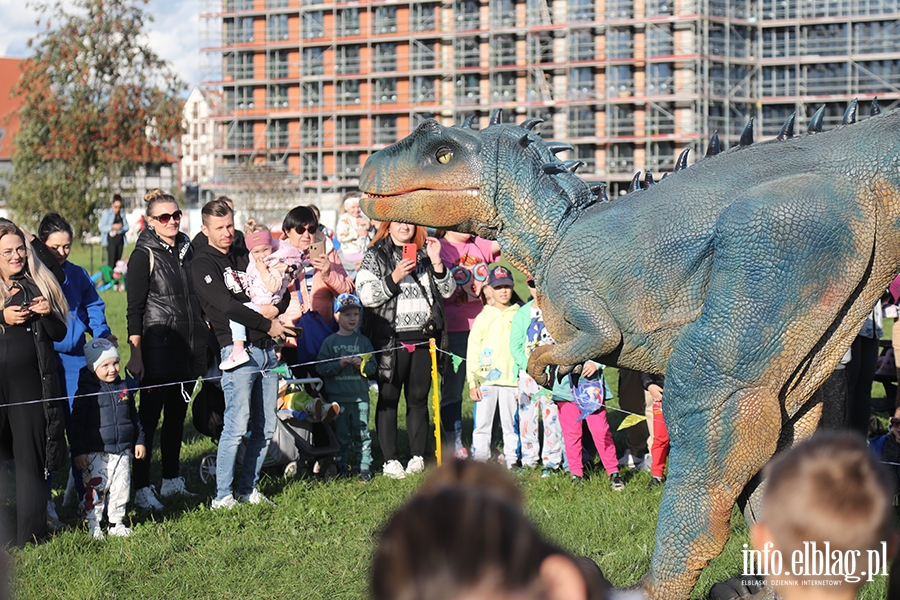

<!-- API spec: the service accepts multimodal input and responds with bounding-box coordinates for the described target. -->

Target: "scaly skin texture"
[359,107,900,599]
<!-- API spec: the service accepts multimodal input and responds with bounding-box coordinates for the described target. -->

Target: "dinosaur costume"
[359,101,899,598]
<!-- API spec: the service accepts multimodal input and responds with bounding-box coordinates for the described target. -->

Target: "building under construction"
[199,0,900,202]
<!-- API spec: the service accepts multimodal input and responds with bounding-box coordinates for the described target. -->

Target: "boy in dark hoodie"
[71,338,145,539]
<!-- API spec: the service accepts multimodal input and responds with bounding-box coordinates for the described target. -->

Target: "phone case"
[403,244,417,262]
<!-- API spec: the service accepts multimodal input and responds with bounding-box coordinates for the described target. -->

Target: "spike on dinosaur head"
[674,148,690,171]
[842,99,858,125]
[706,133,720,157]
[461,115,476,129]
[490,109,503,125]
[629,172,642,192]
[872,97,881,116]
[776,113,795,141]
[520,117,544,130]
[740,118,754,148]
[808,105,825,133]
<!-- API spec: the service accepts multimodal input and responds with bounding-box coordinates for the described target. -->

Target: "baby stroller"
[193,375,340,482]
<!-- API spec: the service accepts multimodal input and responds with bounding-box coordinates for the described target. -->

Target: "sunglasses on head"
[151,210,182,224]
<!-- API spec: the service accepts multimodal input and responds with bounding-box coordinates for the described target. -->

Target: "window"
[568,67,595,99]
[804,62,848,95]
[569,0,594,22]
[226,17,255,43]
[337,79,361,105]
[526,0,550,25]
[268,84,290,108]
[301,119,320,145]
[301,153,320,180]
[455,0,480,30]
[337,117,361,145]
[456,74,480,104]
[527,70,552,102]
[225,51,254,79]
[528,33,553,64]
[492,72,516,99]
[411,42,436,70]
[303,81,323,106]
[267,0,289,7]
[268,50,289,78]
[647,103,675,135]
[374,43,397,72]
[762,65,797,96]
[302,48,325,75]
[646,142,675,171]
[606,28,633,59]
[646,0,672,16]
[414,76,436,101]
[607,105,635,136]
[568,107,595,137]
[374,6,398,34]
[606,0,633,19]
[803,23,848,56]
[857,60,900,94]
[607,143,634,174]
[268,120,290,148]
[455,37,480,68]
[267,14,289,41]
[646,63,672,95]
[762,27,796,58]
[572,144,595,173]
[761,104,797,136]
[229,121,254,149]
[491,0,516,26]
[491,35,516,66]
[338,152,361,176]
[375,78,398,103]
[607,65,634,95]
[236,86,255,109]
[412,4,438,31]
[338,8,361,36]
[303,11,325,39]
[646,24,673,57]
[374,115,398,144]
[336,45,361,74]
[570,30,594,61]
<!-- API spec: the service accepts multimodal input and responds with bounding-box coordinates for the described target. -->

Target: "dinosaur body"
[359,105,900,598]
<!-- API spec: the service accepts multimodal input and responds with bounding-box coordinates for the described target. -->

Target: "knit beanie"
[84,338,119,372]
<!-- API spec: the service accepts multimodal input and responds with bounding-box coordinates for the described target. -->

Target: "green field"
[5,243,891,599]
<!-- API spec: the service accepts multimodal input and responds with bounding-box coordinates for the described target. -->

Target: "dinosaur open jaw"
[364,188,479,200]
[361,189,481,228]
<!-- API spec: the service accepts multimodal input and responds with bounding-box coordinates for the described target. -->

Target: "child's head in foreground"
[84,338,120,383]
[334,293,362,334]
[753,430,896,597]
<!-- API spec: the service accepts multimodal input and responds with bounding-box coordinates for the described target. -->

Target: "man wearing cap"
[192,199,288,509]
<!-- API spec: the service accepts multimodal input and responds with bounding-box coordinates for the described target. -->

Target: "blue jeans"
[216,344,278,501]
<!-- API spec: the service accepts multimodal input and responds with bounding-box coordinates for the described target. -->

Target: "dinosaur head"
[359,119,493,233]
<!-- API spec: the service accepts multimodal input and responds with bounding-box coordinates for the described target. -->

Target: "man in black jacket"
[192,199,287,508]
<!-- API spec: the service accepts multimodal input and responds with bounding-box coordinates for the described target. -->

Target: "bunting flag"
[401,342,417,353]
[451,354,464,373]
[359,353,372,376]
[617,414,648,431]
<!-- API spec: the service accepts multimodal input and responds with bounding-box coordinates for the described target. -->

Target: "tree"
[7,0,185,235]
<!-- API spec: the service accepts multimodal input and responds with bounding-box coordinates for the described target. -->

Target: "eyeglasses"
[0,247,27,260]
[151,210,182,224]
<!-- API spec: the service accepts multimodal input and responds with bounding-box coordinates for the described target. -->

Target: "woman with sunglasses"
[280,205,354,373]
[126,189,206,510]
[0,219,69,547]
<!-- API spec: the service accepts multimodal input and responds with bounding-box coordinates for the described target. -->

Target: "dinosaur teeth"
[776,113,795,141]
[674,148,690,171]
[490,109,503,125]
[872,97,881,116]
[629,172,642,192]
[808,105,825,133]
[706,133,720,157]
[740,118,754,147]
[842,99,858,125]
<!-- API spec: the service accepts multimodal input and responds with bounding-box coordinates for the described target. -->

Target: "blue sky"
[0,0,201,89]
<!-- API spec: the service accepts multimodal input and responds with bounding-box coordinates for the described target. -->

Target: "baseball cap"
[334,292,363,313]
[488,265,514,287]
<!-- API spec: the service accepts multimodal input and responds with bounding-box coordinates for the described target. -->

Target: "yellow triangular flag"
[359,353,372,376]
[617,414,648,431]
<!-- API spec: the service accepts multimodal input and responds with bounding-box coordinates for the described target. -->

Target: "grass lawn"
[5,243,892,599]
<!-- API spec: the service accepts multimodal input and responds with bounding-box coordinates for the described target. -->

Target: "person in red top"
[437,231,501,458]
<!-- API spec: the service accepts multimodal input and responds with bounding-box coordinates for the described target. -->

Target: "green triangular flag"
[451,354,463,373]
[617,414,647,431]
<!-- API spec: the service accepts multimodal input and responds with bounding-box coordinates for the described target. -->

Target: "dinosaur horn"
[629,172,642,192]
[519,117,544,130]
[705,132,720,157]
[461,115,476,129]
[546,141,575,155]
[808,105,825,133]
[660,172,668,181]
[776,112,795,141]
[541,162,567,175]
[644,171,655,186]
[490,109,503,125]
[872,97,881,116]
[842,99,858,125]
[674,148,690,171]
[563,160,585,173]
[518,133,532,147]
[589,183,609,202]
[739,118,754,147]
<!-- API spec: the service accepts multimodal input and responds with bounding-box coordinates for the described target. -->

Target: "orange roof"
[0,58,23,161]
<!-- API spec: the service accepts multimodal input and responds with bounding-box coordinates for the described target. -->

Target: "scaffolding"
[199,0,900,203]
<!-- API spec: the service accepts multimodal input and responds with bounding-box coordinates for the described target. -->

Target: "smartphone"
[402,243,417,263]
[308,233,326,260]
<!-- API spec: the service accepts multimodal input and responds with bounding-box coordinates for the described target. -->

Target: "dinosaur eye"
[436,148,452,164]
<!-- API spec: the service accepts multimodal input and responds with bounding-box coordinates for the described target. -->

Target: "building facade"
[199,0,900,199]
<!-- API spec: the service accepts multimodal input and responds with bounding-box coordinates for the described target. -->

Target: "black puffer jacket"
[70,368,145,456]
[0,276,68,475]
[126,228,206,383]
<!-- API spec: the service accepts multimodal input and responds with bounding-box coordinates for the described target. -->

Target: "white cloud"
[0,0,199,88]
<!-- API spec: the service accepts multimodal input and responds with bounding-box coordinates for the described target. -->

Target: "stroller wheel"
[200,454,217,483]
[284,461,298,477]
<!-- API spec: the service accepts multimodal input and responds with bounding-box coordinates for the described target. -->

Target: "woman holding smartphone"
[357,222,456,479]
[280,206,354,372]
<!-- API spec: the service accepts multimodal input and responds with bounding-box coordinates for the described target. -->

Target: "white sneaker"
[133,485,165,511]
[219,348,250,371]
[382,459,406,479]
[211,494,237,510]
[405,456,425,475]
[88,521,104,540]
[638,453,653,472]
[160,476,197,498]
[618,450,643,470]
[108,523,132,537]
[238,489,276,506]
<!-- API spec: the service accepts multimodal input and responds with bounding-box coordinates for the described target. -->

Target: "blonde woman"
[0,219,69,547]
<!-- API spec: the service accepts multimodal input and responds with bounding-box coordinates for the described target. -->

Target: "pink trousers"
[557,401,618,477]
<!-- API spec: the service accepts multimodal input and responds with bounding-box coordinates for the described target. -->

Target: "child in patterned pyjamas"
[510,278,564,476]
[71,338,146,539]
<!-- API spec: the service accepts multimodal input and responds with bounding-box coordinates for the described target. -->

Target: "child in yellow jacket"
[467,266,522,468]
